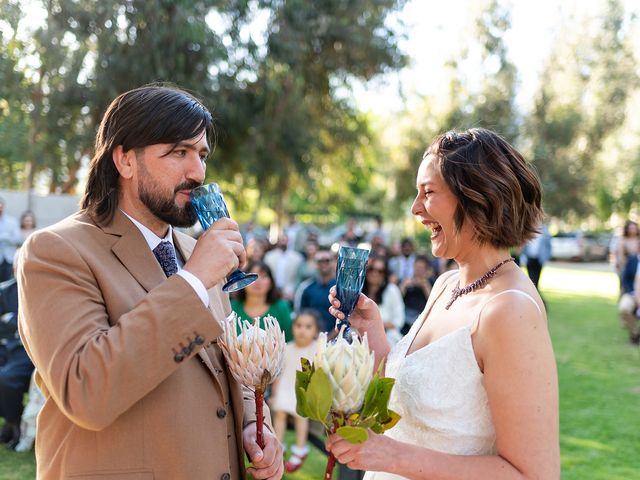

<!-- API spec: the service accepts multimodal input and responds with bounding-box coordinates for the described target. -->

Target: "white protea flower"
[219,312,285,388]
[314,328,375,414]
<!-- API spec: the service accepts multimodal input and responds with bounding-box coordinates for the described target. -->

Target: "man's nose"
[185,152,206,183]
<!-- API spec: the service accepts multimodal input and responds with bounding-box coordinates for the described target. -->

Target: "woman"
[327,128,559,479]
[399,255,433,335]
[615,220,639,295]
[363,255,405,346]
[19,211,37,244]
[231,260,293,341]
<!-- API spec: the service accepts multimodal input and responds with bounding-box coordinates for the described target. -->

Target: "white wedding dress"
[364,280,539,480]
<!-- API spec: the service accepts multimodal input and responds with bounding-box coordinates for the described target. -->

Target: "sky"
[352,0,640,115]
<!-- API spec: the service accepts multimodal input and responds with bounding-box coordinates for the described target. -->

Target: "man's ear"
[112,145,135,179]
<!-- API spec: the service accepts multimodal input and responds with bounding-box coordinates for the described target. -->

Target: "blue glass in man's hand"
[190,183,258,292]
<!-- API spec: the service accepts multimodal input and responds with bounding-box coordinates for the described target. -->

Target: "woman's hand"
[327,286,383,336]
[326,430,396,473]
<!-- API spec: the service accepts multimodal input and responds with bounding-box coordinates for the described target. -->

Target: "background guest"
[294,246,337,333]
[231,261,293,341]
[264,235,304,302]
[389,238,416,284]
[521,223,552,290]
[363,254,405,345]
[399,255,433,335]
[0,260,34,449]
[615,220,640,295]
[19,211,37,244]
[0,198,21,282]
[270,309,321,473]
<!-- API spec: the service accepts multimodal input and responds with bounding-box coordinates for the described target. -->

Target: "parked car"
[551,231,610,262]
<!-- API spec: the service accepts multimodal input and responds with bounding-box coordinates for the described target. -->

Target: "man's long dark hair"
[81,84,214,225]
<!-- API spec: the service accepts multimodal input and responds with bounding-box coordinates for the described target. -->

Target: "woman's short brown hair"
[425,128,543,248]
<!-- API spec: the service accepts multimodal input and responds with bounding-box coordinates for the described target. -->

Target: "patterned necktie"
[153,241,178,277]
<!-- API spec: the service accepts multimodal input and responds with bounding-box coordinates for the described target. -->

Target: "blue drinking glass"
[335,246,370,342]
[190,183,258,293]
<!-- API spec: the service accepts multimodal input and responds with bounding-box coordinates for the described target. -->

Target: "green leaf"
[379,410,401,431]
[336,426,369,444]
[304,368,333,424]
[295,386,311,418]
[372,377,395,419]
[300,357,313,374]
[360,376,378,417]
[295,368,312,392]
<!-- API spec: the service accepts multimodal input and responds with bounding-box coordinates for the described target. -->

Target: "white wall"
[0,190,80,228]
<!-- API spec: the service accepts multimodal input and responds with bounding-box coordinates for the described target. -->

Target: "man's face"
[315,251,336,279]
[134,131,209,227]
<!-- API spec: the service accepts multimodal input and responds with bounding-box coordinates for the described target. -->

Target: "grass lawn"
[1,262,638,479]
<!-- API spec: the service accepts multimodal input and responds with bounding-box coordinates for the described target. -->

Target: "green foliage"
[0,0,406,218]
[295,357,400,445]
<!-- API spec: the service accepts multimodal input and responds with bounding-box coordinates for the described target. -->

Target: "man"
[0,197,21,282]
[18,85,283,479]
[263,235,303,301]
[389,238,416,284]
[294,246,337,332]
[521,224,552,289]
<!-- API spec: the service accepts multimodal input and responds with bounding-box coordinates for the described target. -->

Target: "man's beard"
[138,175,200,228]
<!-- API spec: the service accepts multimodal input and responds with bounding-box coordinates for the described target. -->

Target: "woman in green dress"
[231,260,293,341]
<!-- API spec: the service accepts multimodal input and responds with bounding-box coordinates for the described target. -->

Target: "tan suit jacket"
[18,210,264,480]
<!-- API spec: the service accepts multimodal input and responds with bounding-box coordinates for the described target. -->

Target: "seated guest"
[294,246,337,333]
[0,264,34,449]
[231,261,293,341]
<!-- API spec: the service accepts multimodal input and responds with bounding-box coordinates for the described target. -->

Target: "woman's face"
[292,313,318,346]
[628,222,638,237]
[366,259,387,286]
[22,214,34,229]
[245,267,271,298]
[410,154,474,259]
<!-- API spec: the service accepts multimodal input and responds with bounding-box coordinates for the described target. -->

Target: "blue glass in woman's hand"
[190,183,258,292]
[335,246,369,342]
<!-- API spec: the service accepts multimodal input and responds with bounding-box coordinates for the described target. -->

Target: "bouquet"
[219,313,285,448]
[295,328,400,479]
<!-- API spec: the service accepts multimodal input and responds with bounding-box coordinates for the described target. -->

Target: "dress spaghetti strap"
[473,289,543,332]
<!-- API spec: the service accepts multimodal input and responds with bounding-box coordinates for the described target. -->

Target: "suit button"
[217,407,227,418]
[194,335,205,345]
[174,353,184,363]
[221,474,231,480]
[182,345,192,356]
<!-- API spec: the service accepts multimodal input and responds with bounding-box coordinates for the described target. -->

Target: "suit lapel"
[105,211,166,292]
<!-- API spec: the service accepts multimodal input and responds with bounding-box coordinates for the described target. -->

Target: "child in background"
[270,309,321,473]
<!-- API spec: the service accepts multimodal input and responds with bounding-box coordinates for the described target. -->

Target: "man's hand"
[243,422,284,480]
[183,218,247,289]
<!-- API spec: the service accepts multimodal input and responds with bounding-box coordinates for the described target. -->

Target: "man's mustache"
[174,180,202,195]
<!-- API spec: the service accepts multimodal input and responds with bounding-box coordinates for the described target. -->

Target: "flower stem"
[255,385,265,449]
[325,452,337,480]
[324,420,339,480]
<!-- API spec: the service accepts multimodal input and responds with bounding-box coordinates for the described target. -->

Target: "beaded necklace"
[445,257,514,310]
